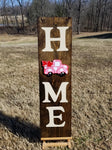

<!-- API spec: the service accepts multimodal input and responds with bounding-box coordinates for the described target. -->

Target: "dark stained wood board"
[38,17,72,138]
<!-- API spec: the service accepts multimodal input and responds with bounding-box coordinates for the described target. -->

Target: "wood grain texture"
[38,17,72,138]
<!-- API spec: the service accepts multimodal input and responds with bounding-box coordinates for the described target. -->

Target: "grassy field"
[0,15,27,25]
[0,32,112,150]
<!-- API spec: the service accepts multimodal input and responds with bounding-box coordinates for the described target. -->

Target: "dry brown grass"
[0,32,112,150]
[0,15,27,25]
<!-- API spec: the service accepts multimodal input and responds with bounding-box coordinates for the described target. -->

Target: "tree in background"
[0,0,9,26]
[0,0,112,34]
[16,0,25,31]
[26,0,54,25]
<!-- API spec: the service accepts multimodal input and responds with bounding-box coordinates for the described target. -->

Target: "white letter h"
[42,27,69,52]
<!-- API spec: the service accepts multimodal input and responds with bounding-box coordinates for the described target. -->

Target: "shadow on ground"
[79,33,112,39]
[0,111,40,142]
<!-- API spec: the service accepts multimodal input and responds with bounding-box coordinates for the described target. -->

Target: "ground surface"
[0,32,112,150]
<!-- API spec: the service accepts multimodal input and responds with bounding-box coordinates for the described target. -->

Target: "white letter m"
[42,82,69,103]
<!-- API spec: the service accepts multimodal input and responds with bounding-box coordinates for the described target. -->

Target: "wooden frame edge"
[41,137,72,141]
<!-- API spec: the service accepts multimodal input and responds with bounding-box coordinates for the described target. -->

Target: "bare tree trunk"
[10,0,19,27]
[91,4,95,31]
[77,0,81,34]
[94,0,102,32]
[1,16,5,26]
[2,0,9,26]
[40,0,46,16]
[17,0,25,32]
[87,14,90,32]
[107,15,111,31]
[100,0,108,31]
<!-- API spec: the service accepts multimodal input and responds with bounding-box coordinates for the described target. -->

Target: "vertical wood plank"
[38,17,72,138]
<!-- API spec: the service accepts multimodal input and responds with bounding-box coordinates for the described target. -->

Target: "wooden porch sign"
[38,17,72,145]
